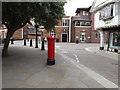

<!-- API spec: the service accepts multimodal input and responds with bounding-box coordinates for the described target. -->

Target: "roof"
[90,0,119,12]
[75,6,92,13]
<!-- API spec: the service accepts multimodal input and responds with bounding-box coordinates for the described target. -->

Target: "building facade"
[0,24,7,39]
[44,16,70,42]
[71,7,100,43]
[0,24,7,44]
[90,0,120,51]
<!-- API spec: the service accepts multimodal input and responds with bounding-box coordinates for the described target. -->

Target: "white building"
[90,0,120,52]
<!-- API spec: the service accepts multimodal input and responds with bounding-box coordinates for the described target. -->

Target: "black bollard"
[41,40,45,50]
[76,40,78,44]
[27,38,29,42]
[30,39,32,47]
[24,39,26,46]
[11,38,14,44]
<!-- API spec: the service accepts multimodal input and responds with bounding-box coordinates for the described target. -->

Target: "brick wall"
[12,28,23,39]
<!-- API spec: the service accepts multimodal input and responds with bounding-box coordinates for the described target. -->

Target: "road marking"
[67,56,118,88]
[73,54,80,63]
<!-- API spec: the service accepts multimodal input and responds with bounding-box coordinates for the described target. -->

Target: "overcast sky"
[64,0,94,16]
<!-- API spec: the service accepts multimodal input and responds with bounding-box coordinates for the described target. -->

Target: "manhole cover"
[111,63,118,65]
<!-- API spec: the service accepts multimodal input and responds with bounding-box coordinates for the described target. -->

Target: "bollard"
[24,39,26,46]
[41,40,45,50]
[11,38,14,44]
[76,40,78,44]
[27,38,29,42]
[30,39,32,47]
[47,36,56,65]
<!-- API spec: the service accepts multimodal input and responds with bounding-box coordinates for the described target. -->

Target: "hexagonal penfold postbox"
[47,36,56,65]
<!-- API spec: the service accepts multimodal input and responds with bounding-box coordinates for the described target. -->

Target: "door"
[62,34,67,42]
[80,33,86,42]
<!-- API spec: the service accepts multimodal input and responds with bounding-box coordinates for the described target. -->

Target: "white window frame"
[83,11,86,15]
[50,32,56,37]
[62,18,69,26]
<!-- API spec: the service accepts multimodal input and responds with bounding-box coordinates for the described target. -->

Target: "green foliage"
[2,2,65,32]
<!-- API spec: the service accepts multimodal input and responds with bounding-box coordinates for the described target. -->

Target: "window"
[95,33,98,39]
[75,21,80,26]
[83,11,89,16]
[75,21,91,26]
[81,21,85,26]
[113,32,120,46]
[99,34,100,38]
[83,11,86,15]
[50,32,56,37]
[99,4,114,20]
[85,22,91,26]
[62,19,69,26]
[86,12,89,15]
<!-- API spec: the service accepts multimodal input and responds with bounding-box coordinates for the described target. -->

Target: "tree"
[2,2,65,57]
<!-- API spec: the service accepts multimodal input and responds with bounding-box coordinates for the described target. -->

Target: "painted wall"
[94,3,119,30]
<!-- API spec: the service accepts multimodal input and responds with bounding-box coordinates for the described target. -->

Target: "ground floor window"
[110,32,120,48]
[113,32,120,46]
[95,33,98,39]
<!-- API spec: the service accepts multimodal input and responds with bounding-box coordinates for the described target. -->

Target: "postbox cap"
[47,36,56,40]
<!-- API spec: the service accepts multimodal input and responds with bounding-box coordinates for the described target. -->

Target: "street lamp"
[35,23,40,48]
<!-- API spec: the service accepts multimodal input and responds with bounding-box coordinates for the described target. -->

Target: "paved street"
[2,40,118,88]
[55,43,118,85]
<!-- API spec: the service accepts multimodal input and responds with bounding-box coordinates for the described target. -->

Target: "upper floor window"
[85,22,91,26]
[83,11,89,16]
[75,21,80,26]
[75,21,91,26]
[99,4,114,20]
[62,19,69,26]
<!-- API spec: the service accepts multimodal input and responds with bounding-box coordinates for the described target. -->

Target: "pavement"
[2,40,119,88]
[85,45,118,61]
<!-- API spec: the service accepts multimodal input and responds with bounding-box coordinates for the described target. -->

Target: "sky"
[64,0,94,16]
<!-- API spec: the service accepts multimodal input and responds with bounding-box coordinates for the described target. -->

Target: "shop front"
[109,31,120,50]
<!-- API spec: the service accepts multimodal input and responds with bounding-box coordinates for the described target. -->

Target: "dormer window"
[83,11,89,16]
[83,11,86,15]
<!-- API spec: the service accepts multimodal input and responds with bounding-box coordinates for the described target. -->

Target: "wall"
[12,28,23,39]
[94,3,119,30]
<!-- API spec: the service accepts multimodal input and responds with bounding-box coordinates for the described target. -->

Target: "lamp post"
[41,30,45,50]
[35,23,39,48]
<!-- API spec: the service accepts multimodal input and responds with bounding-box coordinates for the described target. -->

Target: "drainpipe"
[69,16,71,43]
[107,31,110,51]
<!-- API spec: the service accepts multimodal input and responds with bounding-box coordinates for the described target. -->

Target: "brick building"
[11,16,70,42]
[44,16,70,42]
[71,7,101,43]
[12,28,23,40]
[0,24,7,39]
[6,7,109,44]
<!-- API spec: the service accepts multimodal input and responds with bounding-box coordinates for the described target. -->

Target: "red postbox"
[47,36,56,65]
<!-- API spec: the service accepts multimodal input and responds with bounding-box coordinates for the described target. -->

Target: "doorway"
[62,33,67,42]
[80,33,86,42]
